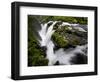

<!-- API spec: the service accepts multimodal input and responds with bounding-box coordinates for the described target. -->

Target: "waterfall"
[38,21,87,66]
[39,21,57,65]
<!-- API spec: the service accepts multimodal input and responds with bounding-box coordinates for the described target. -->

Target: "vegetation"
[28,16,48,66]
[52,32,69,48]
[34,15,88,25]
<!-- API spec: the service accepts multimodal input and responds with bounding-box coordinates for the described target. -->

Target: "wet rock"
[70,53,87,64]
[82,46,88,54]
[54,61,60,65]
[53,45,61,52]
[41,46,47,57]
[47,21,53,27]
[53,21,62,30]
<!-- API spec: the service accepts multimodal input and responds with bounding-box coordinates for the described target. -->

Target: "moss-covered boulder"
[52,25,87,48]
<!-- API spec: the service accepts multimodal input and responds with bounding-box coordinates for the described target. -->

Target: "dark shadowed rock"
[70,53,87,64]
[41,46,47,54]
[54,61,60,65]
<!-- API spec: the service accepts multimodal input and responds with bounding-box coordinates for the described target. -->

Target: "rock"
[70,53,87,64]
[73,26,86,32]
[52,23,87,48]
[54,61,60,65]
[52,32,69,48]
[53,21,62,30]
[47,21,53,27]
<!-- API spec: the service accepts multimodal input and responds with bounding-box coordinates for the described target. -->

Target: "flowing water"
[38,21,87,66]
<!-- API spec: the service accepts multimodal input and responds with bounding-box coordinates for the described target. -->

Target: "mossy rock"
[65,33,80,46]
[52,32,69,48]
[28,54,49,66]
[28,40,48,66]
[52,25,87,48]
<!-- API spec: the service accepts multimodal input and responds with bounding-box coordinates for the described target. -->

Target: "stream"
[38,21,87,66]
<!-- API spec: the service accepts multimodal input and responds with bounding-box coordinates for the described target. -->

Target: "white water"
[38,21,87,65]
[62,22,87,32]
[55,44,87,65]
[39,21,57,65]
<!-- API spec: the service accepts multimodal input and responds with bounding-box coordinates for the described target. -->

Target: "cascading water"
[39,21,57,65]
[38,21,87,66]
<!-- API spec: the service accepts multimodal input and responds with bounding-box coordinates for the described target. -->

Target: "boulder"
[52,24,87,48]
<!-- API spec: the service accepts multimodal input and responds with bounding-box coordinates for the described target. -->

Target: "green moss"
[28,16,49,66]
[52,32,69,48]
[28,36,49,66]
[33,15,87,25]
[31,56,48,66]
[28,51,48,66]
